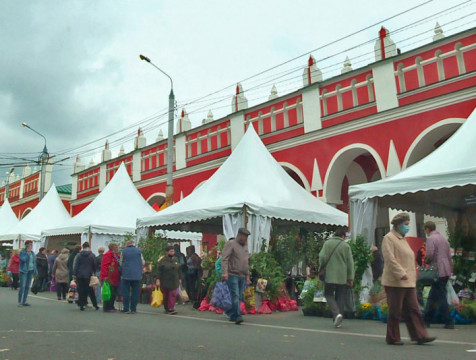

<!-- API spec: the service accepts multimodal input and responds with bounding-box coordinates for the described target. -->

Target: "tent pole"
[244,205,248,229]
[88,226,92,248]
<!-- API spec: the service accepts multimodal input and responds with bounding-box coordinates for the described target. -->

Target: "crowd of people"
[0,216,456,345]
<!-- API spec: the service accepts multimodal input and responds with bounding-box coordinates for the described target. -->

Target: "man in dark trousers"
[121,241,145,314]
[319,228,354,328]
[222,228,250,325]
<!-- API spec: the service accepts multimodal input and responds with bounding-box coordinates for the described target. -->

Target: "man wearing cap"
[221,228,250,324]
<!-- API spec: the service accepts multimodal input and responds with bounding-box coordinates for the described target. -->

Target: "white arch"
[279,162,311,192]
[402,118,465,169]
[146,192,166,204]
[323,143,386,204]
[21,207,33,219]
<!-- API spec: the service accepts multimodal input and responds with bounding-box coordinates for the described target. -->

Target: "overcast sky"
[1,0,474,185]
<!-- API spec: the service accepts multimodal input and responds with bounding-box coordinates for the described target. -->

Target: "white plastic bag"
[446,281,459,306]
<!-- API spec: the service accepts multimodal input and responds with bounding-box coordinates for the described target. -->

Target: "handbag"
[102,281,112,302]
[89,275,100,287]
[177,285,189,303]
[318,241,343,282]
[417,266,438,286]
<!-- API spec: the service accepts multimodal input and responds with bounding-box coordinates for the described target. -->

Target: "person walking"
[35,247,48,292]
[68,245,81,283]
[221,228,250,325]
[185,245,202,305]
[100,243,121,313]
[155,245,181,315]
[52,248,70,300]
[95,246,105,304]
[48,250,57,281]
[121,241,144,314]
[382,213,435,345]
[319,227,354,328]
[73,242,98,311]
[18,240,37,306]
[423,221,455,329]
[8,249,20,290]
[174,244,187,292]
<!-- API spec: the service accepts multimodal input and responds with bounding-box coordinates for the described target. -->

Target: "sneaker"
[334,314,343,328]
[386,341,404,346]
[121,310,131,314]
[235,318,243,325]
[168,309,178,315]
[17,303,23,307]
[22,303,31,307]
[130,311,136,314]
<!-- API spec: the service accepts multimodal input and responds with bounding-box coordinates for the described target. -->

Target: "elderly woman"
[100,243,120,313]
[52,248,70,300]
[382,213,435,345]
[155,245,182,315]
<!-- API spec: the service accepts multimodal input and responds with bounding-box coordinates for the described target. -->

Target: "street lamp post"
[22,123,49,200]
[4,167,14,201]
[139,54,175,207]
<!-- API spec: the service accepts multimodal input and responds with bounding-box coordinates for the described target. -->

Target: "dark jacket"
[36,253,49,278]
[67,249,79,276]
[73,250,96,279]
[121,246,143,281]
[156,255,181,290]
[95,254,104,271]
[48,254,57,273]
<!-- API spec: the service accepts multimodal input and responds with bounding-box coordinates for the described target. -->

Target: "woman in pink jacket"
[381,213,435,346]
[8,249,20,290]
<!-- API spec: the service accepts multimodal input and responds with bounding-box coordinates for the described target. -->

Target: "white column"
[229,112,245,150]
[71,175,78,200]
[132,151,141,182]
[99,164,106,190]
[301,86,322,133]
[19,179,24,199]
[372,61,399,112]
[175,134,186,170]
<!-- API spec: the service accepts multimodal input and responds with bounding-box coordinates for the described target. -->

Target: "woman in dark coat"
[73,242,98,311]
[155,245,181,315]
[35,247,49,292]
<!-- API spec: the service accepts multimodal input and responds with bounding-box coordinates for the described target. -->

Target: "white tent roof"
[0,185,71,241]
[42,163,156,237]
[349,106,476,207]
[0,199,19,235]
[137,126,348,230]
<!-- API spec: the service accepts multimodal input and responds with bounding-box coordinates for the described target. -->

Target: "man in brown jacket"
[221,228,250,324]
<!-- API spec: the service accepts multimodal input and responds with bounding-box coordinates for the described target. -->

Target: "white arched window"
[416,56,425,87]
[336,84,343,112]
[435,50,445,81]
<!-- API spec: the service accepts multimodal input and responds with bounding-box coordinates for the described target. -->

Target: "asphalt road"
[0,287,475,360]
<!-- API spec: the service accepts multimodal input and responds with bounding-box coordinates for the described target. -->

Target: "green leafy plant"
[250,240,285,300]
[349,235,373,291]
[137,233,167,271]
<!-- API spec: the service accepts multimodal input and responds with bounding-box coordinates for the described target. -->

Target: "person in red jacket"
[8,249,20,290]
[100,243,120,312]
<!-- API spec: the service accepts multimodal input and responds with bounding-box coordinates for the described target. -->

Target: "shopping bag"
[89,275,100,288]
[240,301,248,315]
[49,276,56,292]
[198,298,210,311]
[446,281,459,306]
[151,288,163,308]
[258,300,272,314]
[210,282,232,311]
[177,285,189,303]
[31,276,41,294]
[102,281,112,302]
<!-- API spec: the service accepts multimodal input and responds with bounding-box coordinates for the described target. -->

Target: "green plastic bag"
[102,281,111,302]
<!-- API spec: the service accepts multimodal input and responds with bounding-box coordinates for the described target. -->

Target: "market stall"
[0,199,19,248]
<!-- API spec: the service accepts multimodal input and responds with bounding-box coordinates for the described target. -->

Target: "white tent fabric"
[137,126,348,252]
[0,185,71,252]
[42,163,156,254]
[0,199,19,236]
[349,107,476,202]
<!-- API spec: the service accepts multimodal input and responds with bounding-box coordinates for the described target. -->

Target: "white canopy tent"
[42,163,155,254]
[349,106,476,246]
[42,164,202,254]
[137,126,348,253]
[0,185,71,253]
[0,199,19,236]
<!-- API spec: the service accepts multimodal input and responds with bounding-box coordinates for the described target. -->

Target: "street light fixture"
[22,123,49,200]
[140,54,175,207]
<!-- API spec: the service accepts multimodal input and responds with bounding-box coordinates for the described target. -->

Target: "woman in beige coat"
[52,248,70,300]
[382,213,435,346]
